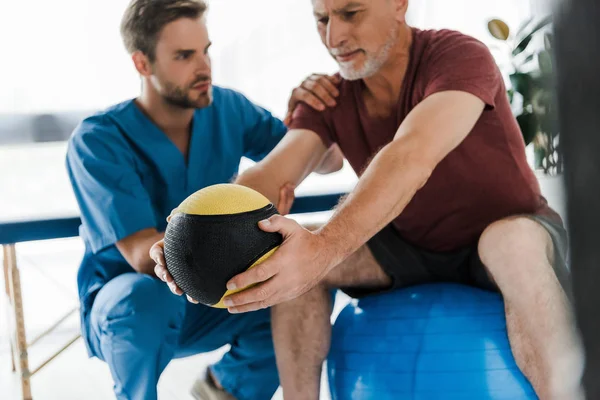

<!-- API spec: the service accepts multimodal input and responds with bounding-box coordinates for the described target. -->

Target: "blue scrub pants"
[87,273,278,400]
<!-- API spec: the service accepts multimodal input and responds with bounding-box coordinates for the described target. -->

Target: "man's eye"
[343,11,358,20]
[318,17,329,25]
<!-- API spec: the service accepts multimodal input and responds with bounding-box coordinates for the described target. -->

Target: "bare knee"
[478,217,553,284]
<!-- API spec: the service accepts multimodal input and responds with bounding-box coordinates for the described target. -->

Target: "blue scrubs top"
[66,87,287,356]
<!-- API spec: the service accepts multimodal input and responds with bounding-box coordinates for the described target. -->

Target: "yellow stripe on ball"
[212,246,279,309]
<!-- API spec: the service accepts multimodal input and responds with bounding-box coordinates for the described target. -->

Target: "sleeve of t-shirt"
[66,116,157,254]
[423,33,502,109]
[288,103,335,149]
[233,91,288,162]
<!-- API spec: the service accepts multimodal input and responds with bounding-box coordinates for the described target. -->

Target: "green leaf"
[510,73,534,102]
[516,112,538,145]
[513,35,534,56]
[507,89,515,104]
[512,15,553,56]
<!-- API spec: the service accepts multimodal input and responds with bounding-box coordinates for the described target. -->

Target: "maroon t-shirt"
[290,28,558,252]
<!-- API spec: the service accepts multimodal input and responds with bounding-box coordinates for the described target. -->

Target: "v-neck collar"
[121,100,208,191]
[131,100,187,149]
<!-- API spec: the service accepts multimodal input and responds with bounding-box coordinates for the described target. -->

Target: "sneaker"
[190,367,237,400]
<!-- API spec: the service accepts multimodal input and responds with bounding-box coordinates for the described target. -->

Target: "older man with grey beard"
[154,1,585,399]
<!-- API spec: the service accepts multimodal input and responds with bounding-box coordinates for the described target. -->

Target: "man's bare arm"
[317,91,486,264]
[116,228,164,275]
[235,129,331,205]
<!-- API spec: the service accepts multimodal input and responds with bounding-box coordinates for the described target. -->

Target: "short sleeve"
[423,33,502,109]
[288,103,335,148]
[234,92,288,162]
[66,116,157,253]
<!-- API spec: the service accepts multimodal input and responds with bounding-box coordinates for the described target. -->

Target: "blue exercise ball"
[327,283,537,400]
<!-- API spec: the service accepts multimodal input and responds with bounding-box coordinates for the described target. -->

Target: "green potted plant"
[487,15,560,175]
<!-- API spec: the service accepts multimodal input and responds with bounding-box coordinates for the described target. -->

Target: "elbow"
[315,144,344,174]
[234,165,281,204]
[412,157,434,191]
[235,164,265,186]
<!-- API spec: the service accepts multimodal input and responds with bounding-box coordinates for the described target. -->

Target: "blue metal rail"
[0,193,344,245]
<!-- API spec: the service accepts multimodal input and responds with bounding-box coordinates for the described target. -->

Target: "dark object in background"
[0,110,92,145]
[555,0,600,398]
[31,114,63,142]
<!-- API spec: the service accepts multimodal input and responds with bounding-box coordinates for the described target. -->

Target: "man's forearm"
[135,250,162,276]
[134,231,165,276]
[235,129,331,207]
[117,229,165,276]
[316,141,432,269]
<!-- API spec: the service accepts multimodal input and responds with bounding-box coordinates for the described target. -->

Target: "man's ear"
[132,51,152,77]
[394,0,409,23]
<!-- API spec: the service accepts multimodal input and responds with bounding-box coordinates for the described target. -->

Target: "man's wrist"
[314,224,353,274]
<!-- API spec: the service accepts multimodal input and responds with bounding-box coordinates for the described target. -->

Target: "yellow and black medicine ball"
[164,184,282,308]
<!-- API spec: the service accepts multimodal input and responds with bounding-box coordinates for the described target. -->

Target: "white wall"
[1,0,532,117]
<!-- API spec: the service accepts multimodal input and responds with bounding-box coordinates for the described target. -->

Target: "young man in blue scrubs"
[65,1,341,399]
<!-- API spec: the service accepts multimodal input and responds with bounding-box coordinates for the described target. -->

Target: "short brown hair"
[121,0,207,62]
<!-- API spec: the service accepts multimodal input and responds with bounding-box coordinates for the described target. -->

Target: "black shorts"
[343,215,572,301]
